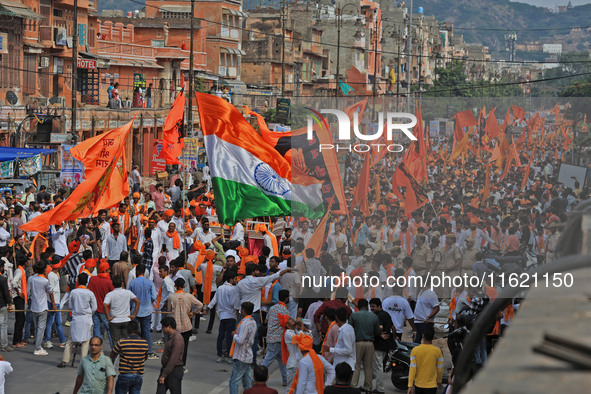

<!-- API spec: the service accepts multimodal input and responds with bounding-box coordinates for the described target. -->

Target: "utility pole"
[418,13,423,98]
[71,0,78,134]
[396,28,401,111]
[188,0,194,137]
[335,9,341,98]
[281,0,287,96]
[406,0,413,112]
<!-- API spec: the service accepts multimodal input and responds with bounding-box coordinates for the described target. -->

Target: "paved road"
[3,313,406,393]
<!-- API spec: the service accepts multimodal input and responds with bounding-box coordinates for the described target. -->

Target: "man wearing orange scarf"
[260,290,289,386]
[229,302,257,394]
[163,222,182,260]
[288,333,335,394]
[282,314,312,393]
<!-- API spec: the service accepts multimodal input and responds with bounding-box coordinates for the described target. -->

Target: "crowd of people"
[0,105,586,394]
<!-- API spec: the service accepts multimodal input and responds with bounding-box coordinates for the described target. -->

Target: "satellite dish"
[5,91,17,106]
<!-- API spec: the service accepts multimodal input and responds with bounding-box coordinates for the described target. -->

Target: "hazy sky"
[511,0,591,6]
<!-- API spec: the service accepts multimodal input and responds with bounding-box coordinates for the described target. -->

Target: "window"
[152,40,165,47]
[53,9,62,17]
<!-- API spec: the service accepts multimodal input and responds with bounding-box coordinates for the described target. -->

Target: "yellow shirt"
[408,344,444,388]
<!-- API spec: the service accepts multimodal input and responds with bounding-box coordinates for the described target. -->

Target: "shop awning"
[220,47,246,56]
[0,147,55,162]
[0,0,43,20]
[222,7,248,18]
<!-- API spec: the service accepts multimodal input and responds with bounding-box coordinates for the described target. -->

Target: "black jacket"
[0,275,11,309]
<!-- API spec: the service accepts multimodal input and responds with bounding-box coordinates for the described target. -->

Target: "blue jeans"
[23,306,33,340]
[93,312,113,348]
[115,373,143,394]
[475,337,488,365]
[136,316,152,353]
[45,302,66,344]
[261,342,287,383]
[146,97,152,108]
[217,318,235,357]
[229,359,252,394]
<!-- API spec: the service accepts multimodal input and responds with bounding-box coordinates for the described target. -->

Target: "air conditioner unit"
[39,57,49,68]
[28,97,49,107]
[227,67,237,78]
[218,66,227,76]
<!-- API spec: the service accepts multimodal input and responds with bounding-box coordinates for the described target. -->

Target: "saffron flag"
[512,105,525,123]
[70,121,132,212]
[350,151,370,217]
[484,108,501,140]
[481,163,491,205]
[195,92,324,225]
[307,208,332,258]
[163,89,185,165]
[21,120,133,232]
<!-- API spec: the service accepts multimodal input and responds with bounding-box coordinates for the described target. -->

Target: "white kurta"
[62,288,97,343]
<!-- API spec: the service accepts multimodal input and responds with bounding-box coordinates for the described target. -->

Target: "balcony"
[97,41,155,59]
[39,26,53,42]
[53,0,90,8]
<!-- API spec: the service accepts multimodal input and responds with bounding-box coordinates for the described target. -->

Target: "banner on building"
[0,161,13,179]
[181,137,200,171]
[60,145,85,188]
[430,121,440,137]
[19,154,42,176]
[150,140,166,175]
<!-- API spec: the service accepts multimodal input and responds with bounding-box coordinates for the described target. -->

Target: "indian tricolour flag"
[195,92,325,225]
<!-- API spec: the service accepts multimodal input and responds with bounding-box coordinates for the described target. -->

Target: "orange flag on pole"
[163,89,186,165]
[484,107,500,140]
[21,119,133,232]
[350,151,370,217]
[481,163,491,205]
[512,105,525,123]
[70,121,132,212]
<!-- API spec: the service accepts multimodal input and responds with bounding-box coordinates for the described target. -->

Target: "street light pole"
[281,0,287,97]
[72,0,78,134]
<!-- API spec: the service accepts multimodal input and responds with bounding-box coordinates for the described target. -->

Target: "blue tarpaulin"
[0,147,56,162]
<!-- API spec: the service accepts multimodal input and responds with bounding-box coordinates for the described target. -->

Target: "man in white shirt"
[293,334,335,394]
[322,307,356,369]
[57,272,97,368]
[103,275,140,346]
[103,222,127,264]
[51,223,73,261]
[236,265,292,360]
[0,219,10,247]
[326,222,348,254]
[192,218,220,250]
[292,220,313,246]
[44,262,67,349]
[203,272,240,363]
[28,262,56,355]
[382,278,416,339]
[230,220,245,247]
[413,281,440,344]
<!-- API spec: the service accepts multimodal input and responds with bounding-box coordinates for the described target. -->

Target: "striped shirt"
[112,334,149,374]
[232,316,257,364]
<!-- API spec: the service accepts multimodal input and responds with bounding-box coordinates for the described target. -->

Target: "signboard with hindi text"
[19,154,42,176]
[0,161,13,179]
[181,137,200,171]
